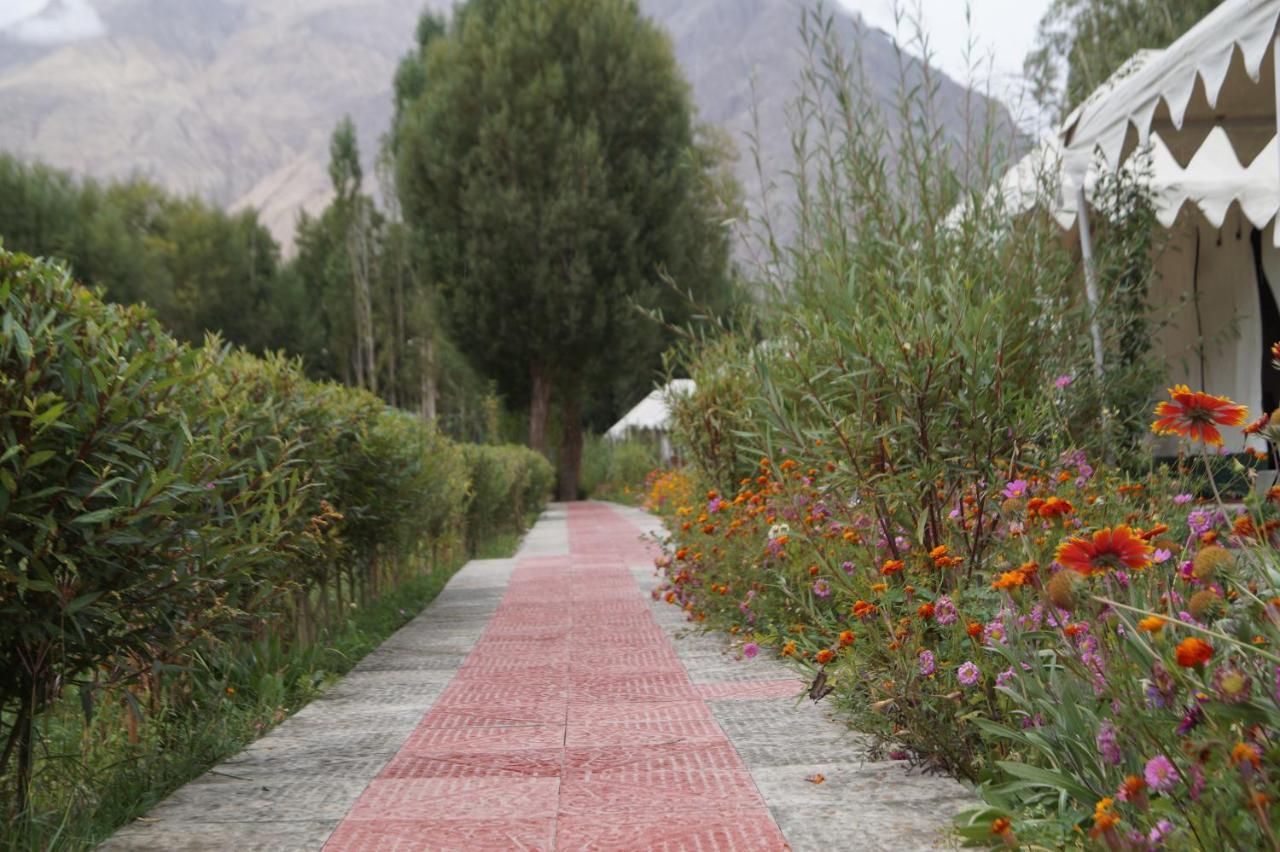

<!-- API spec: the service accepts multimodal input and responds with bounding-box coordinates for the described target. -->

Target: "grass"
[2,522,532,851]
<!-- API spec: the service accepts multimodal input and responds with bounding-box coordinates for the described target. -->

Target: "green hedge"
[0,248,551,811]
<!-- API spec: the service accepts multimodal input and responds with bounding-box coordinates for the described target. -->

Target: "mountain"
[0,0,1012,252]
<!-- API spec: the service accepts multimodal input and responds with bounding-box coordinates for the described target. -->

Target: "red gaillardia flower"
[1055,525,1154,576]
[1151,385,1248,446]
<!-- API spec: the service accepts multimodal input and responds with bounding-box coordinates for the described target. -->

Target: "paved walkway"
[102,502,970,851]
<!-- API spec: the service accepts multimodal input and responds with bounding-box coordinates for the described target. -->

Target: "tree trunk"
[529,364,552,454]
[421,337,438,421]
[557,390,584,502]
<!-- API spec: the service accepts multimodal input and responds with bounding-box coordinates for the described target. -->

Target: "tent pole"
[1077,184,1106,381]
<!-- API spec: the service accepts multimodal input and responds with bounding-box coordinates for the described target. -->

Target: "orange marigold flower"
[838,630,855,646]
[1038,496,1075,519]
[992,570,1026,590]
[781,640,797,657]
[871,582,888,593]
[929,544,949,560]
[1151,384,1249,446]
[815,648,835,665]
[1175,636,1214,667]
[1232,742,1262,769]
[852,600,877,619]
[966,621,983,638]
[1054,525,1153,576]
[1090,797,1120,838]
[1233,515,1257,539]
[990,817,1011,836]
[1120,775,1146,798]
[1137,616,1166,633]
[917,603,935,620]
[880,559,904,576]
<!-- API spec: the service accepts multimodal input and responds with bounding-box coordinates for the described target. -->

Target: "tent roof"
[605,379,695,440]
[1061,0,1279,181]
[984,128,1279,235]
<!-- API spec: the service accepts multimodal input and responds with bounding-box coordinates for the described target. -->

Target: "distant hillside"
[0,0,1014,251]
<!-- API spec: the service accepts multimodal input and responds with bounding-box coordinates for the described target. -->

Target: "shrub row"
[0,247,552,812]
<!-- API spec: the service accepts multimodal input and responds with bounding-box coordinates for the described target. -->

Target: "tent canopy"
[1060,0,1279,181]
[984,127,1279,234]
[605,379,695,441]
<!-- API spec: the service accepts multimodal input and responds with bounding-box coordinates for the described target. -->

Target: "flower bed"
[649,383,1280,848]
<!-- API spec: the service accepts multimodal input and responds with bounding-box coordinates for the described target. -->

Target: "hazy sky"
[0,0,105,44]
[840,0,1056,129]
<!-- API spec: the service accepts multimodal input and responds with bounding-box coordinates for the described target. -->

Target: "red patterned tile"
[345,778,559,821]
[564,720,724,747]
[439,682,568,705]
[554,812,787,852]
[401,725,565,753]
[326,818,554,851]
[380,749,563,779]
[418,702,565,729]
[558,770,765,816]
[564,743,746,776]
[566,700,712,724]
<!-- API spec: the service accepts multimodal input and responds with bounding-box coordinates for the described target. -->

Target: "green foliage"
[581,435,661,502]
[1025,0,1224,118]
[0,248,552,829]
[395,0,740,494]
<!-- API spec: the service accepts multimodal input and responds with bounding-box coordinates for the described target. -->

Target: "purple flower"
[1152,548,1172,564]
[1097,722,1122,765]
[918,650,935,676]
[707,497,724,514]
[812,579,831,598]
[934,595,958,626]
[1054,374,1073,389]
[995,668,1014,688]
[1148,820,1174,846]
[1002,479,1029,499]
[840,561,854,575]
[1144,755,1179,791]
[1173,493,1193,505]
[1176,705,1203,735]
[742,642,759,659]
[957,661,980,686]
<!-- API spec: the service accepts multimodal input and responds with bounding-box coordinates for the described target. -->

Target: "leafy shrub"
[0,247,553,822]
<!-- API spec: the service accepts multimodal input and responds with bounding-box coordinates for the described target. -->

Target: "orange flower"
[1054,525,1153,576]
[852,600,877,619]
[917,603,935,620]
[992,570,1026,590]
[781,640,797,657]
[815,648,835,665]
[1037,496,1075,519]
[1151,385,1248,446]
[1244,413,1270,435]
[838,630,855,646]
[1137,616,1166,634]
[880,559,904,576]
[1175,636,1213,667]
[1232,742,1262,769]
[966,621,983,638]
[1090,797,1120,838]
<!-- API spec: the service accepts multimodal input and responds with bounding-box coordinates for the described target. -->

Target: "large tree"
[395,0,737,499]
[1026,0,1224,118]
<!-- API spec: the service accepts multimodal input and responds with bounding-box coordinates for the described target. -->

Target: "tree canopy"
[1026,0,1224,118]
[395,0,739,497]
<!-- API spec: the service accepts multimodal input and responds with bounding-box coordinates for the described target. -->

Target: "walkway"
[102,502,970,851]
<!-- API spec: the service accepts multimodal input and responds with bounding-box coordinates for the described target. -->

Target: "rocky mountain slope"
[0,0,1012,251]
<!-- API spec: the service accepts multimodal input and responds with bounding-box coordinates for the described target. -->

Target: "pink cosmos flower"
[1144,755,1178,791]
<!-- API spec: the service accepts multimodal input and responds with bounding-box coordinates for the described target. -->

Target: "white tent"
[977,0,1280,451]
[605,379,695,462]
